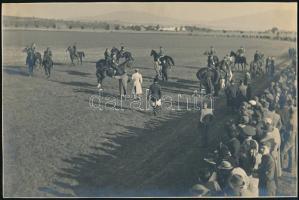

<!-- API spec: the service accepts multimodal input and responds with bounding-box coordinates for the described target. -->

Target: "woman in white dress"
[131,69,143,99]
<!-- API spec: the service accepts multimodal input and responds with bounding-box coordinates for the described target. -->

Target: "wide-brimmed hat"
[190,184,210,196]
[241,125,256,136]
[203,157,216,165]
[248,100,257,106]
[218,160,233,170]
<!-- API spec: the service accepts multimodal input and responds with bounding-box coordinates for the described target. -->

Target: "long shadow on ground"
[3,65,29,77]
[40,109,229,197]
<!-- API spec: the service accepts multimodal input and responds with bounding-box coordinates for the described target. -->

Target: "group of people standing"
[190,57,297,197]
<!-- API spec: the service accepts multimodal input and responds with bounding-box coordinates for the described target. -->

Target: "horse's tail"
[166,56,175,66]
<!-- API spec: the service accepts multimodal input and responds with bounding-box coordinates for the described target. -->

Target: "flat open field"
[2,30,296,197]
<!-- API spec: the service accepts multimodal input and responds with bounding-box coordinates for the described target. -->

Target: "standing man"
[270,57,275,78]
[27,48,35,77]
[255,143,277,196]
[131,69,143,100]
[148,77,162,115]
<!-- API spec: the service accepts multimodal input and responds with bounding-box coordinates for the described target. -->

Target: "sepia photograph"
[2,2,297,197]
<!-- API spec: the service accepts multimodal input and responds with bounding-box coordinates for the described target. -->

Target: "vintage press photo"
[2,2,297,198]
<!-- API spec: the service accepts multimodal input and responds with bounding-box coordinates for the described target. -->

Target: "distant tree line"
[3,16,296,42]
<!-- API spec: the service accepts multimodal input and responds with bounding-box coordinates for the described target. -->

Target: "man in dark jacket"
[226,79,238,111]
[256,143,277,196]
[148,77,162,114]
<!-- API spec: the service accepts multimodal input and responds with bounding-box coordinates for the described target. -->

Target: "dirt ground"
[2,30,297,197]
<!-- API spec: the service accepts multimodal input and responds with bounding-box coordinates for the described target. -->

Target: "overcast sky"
[3,2,296,21]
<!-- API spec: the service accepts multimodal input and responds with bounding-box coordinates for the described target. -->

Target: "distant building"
[159,26,177,31]
[159,26,186,32]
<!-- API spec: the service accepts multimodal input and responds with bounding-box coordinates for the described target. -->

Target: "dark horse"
[230,51,247,71]
[23,47,42,70]
[77,51,85,64]
[42,55,53,79]
[196,67,220,96]
[96,58,132,96]
[66,46,81,65]
[150,49,175,79]
[111,47,134,65]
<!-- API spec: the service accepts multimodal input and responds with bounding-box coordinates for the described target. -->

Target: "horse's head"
[230,51,235,57]
[150,49,155,57]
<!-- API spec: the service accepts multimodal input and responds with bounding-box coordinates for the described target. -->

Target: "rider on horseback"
[43,47,53,65]
[254,50,260,63]
[207,46,217,68]
[31,43,36,52]
[104,48,112,66]
[237,46,245,58]
[208,46,216,56]
[119,45,125,58]
[73,43,78,57]
[157,46,165,65]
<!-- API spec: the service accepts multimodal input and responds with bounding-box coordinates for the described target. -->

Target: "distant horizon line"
[3,14,296,33]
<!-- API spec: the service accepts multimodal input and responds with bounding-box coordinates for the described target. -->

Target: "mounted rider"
[208,46,216,56]
[157,46,165,64]
[207,46,217,68]
[119,45,125,58]
[104,48,112,66]
[43,47,53,66]
[254,50,260,63]
[237,46,245,58]
[31,42,36,53]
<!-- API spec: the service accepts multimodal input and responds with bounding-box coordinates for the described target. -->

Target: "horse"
[111,47,134,64]
[77,51,85,64]
[196,67,220,96]
[96,59,132,96]
[66,46,80,65]
[160,56,175,81]
[23,47,42,70]
[150,49,175,79]
[42,55,53,79]
[230,51,247,71]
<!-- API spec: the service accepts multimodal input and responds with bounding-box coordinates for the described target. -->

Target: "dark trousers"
[28,63,34,76]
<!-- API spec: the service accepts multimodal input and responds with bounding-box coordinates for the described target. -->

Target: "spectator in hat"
[226,123,241,167]
[255,143,277,196]
[197,168,222,196]
[260,118,282,179]
[226,167,258,196]
[216,160,234,190]
[281,102,297,174]
[239,125,259,176]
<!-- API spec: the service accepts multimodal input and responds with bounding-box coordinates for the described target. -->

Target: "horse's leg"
[165,69,168,81]
[122,76,128,96]
[119,79,123,96]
